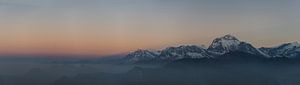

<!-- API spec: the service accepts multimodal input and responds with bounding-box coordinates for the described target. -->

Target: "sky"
[0,0,300,57]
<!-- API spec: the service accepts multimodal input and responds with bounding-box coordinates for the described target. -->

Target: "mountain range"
[125,35,300,62]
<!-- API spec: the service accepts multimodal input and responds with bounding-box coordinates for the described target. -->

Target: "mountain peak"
[259,41,300,58]
[175,45,205,49]
[290,42,300,47]
[160,45,212,59]
[125,49,160,62]
[134,49,152,53]
[273,42,300,49]
[221,34,239,41]
[208,35,241,54]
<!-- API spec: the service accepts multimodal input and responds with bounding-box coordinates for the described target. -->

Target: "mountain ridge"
[125,35,300,62]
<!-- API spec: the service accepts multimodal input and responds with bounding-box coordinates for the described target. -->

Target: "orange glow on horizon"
[0,32,182,56]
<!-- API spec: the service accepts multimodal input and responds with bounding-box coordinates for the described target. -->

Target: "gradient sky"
[0,0,300,56]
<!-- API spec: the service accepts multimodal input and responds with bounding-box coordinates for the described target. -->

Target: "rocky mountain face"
[159,45,212,60]
[259,42,300,58]
[208,35,241,54]
[125,49,160,62]
[207,35,267,56]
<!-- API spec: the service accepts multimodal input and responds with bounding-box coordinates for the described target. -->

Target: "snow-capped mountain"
[259,42,300,58]
[125,49,160,62]
[159,45,212,60]
[207,35,267,56]
[208,35,241,54]
[125,45,211,62]
[124,34,300,62]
